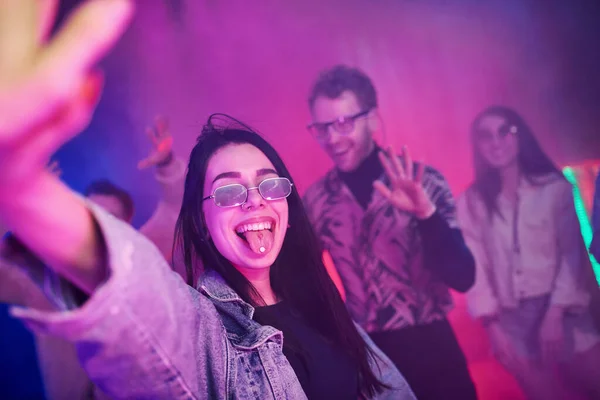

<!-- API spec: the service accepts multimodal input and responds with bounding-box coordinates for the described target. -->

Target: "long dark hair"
[173,114,387,398]
[468,105,563,218]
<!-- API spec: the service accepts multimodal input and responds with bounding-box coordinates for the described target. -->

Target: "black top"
[338,146,475,292]
[338,145,383,209]
[253,302,358,399]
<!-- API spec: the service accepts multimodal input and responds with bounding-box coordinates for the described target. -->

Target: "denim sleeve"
[354,323,416,400]
[3,201,228,399]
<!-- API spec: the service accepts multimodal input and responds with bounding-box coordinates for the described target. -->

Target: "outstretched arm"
[0,3,228,398]
[0,0,134,294]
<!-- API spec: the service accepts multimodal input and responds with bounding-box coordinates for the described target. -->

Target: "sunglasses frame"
[202,176,294,208]
[476,123,518,142]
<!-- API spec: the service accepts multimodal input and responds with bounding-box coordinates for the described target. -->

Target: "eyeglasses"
[307,109,372,140]
[476,123,518,143]
[202,177,293,208]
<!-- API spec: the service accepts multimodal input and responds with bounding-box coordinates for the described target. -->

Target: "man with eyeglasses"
[303,65,477,399]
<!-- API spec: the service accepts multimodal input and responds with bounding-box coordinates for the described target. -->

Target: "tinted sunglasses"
[202,177,293,208]
[476,123,518,143]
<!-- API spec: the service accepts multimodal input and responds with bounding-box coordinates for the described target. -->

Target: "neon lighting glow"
[563,167,600,285]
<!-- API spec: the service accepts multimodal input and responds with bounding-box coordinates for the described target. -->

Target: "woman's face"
[202,143,289,272]
[474,114,519,169]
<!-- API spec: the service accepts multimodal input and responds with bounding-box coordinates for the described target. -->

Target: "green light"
[563,167,600,285]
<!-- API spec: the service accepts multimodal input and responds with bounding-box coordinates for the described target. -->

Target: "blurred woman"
[457,105,600,399]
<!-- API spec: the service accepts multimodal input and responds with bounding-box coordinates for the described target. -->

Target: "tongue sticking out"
[243,230,274,255]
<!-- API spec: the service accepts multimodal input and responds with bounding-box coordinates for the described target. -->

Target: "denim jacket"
[3,201,415,399]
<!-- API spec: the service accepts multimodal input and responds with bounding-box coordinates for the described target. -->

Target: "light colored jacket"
[0,158,186,400]
[456,174,592,319]
[2,201,415,399]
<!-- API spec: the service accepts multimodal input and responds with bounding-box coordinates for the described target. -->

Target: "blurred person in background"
[456,105,600,399]
[303,65,477,400]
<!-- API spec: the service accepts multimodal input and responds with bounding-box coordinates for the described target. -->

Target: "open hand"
[0,0,133,192]
[373,146,436,219]
[137,115,174,169]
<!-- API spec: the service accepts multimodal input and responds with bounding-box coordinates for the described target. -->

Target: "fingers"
[145,115,170,146]
[0,0,38,74]
[0,0,132,144]
[378,149,404,184]
[137,156,153,170]
[42,72,104,151]
[402,146,413,180]
[414,160,424,184]
[373,180,392,200]
[388,146,406,179]
[38,0,58,41]
[4,85,101,187]
[36,0,134,96]
[380,145,420,185]
[157,135,173,152]
[154,115,169,136]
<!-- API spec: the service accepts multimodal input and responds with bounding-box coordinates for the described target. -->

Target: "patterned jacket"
[303,164,461,332]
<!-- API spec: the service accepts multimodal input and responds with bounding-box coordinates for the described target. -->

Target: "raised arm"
[0,0,134,294]
[373,147,475,292]
[0,2,227,398]
[137,117,186,269]
[4,201,228,398]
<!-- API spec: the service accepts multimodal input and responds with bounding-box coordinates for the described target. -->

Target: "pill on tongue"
[244,230,274,255]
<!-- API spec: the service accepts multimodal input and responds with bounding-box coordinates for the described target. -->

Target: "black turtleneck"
[338,146,383,209]
[337,146,475,293]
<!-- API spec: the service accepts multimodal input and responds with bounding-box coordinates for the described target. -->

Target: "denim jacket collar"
[198,269,254,315]
[198,269,282,350]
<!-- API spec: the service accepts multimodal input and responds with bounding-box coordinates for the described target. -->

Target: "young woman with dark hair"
[457,106,600,399]
[0,3,413,398]
[167,114,409,399]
